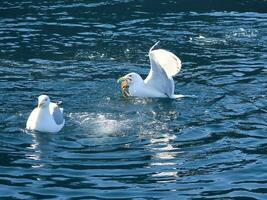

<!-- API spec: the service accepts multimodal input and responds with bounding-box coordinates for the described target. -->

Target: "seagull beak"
[117,76,127,83]
[38,102,44,108]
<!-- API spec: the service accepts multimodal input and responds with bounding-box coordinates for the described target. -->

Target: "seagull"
[26,95,65,133]
[117,41,184,98]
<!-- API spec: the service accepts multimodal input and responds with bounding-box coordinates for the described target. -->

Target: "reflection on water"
[26,133,42,167]
[150,134,180,182]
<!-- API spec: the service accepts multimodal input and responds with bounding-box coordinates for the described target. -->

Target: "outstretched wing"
[144,42,182,97]
[150,49,181,77]
[49,103,64,125]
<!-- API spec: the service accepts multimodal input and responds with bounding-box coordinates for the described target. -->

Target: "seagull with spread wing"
[117,42,184,98]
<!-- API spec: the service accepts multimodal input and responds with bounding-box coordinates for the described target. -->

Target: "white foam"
[69,112,130,135]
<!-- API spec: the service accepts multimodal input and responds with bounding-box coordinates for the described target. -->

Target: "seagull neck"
[34,106,51,127]
[129,79,146,96]
[133,79,145,88]
[38,106,50,115]
[39,105,49,110]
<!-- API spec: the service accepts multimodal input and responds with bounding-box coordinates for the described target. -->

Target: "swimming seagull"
[26,95,65,133]
[117,41,184,98]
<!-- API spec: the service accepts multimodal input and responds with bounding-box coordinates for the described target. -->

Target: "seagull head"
[38,95,50,108]
[117,72,143,87]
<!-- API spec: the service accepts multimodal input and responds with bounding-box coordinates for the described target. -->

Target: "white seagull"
[117,42,184,98]
[26,95,65,133]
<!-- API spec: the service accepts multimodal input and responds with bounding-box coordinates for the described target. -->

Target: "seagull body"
[118,42,184,98]
[26,95,65,133]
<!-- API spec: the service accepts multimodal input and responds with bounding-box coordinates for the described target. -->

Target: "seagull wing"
[144,44,182,97]
[150,49,181,77]
[49,103,64,125]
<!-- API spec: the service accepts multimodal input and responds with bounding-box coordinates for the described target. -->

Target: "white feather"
[120,42,183,98]
[26,96,65,133]
[144,43,182,97]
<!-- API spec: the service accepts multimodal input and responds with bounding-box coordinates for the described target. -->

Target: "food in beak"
[120,79,130,97]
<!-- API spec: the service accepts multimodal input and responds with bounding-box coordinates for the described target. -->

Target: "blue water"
[1,1,267,199]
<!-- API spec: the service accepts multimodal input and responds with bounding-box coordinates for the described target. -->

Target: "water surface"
[0,1,267,199]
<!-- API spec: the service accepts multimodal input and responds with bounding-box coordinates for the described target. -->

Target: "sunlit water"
[0,1,267,199]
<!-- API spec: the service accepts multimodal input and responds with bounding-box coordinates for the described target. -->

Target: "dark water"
[1,1,267,199]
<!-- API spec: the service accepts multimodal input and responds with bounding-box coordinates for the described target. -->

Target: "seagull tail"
[149,41,160,53]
